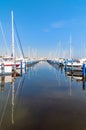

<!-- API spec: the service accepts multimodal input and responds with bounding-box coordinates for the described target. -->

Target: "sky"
[0,0,86,58]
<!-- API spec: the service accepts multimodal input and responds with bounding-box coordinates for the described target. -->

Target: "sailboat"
[0,11,20,75]
[65,36,83,68]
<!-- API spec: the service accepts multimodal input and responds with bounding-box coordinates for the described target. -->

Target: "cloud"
[43,28,50,32]
[42,21,64,33]
[43,19,76,32]
[51,21,65,29]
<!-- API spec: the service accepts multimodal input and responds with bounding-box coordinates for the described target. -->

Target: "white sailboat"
[66,36,83,68]
[0,11,20,75]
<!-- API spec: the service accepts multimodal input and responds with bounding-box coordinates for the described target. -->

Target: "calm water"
[0,61,86,130]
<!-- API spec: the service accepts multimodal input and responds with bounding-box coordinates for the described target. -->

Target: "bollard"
[24,61,26,72]
[20,61,22,76]
[65,64,67,71]
[20,61,22,69]
[1,63,5,74]
[12,64,16,77]
[71,61,73,70]
[64,60,68,71]
[82,63,86,77]
[12,64,16,71]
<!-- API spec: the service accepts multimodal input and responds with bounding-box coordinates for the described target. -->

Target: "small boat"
[65,59,83,68]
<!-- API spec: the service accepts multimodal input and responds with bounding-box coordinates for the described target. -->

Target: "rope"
[14,20,25,59]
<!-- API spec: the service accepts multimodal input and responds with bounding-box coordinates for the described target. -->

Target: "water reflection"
[0,67,27,129]
[0,72,16,127]
[1,62,86,130]
[48,62,86,95]
[82,80,85,91]
[27,63,39,79]
[0,75,5,92]
[65,69,86,92]
[11,75,15,125]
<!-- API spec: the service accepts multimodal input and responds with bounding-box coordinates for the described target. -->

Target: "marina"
[0,61,86,130]
[0,0,86,130]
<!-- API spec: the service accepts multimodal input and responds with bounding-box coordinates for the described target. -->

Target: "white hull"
[66,62,82,67]
[0,66,12,74]
[0,60,20,75]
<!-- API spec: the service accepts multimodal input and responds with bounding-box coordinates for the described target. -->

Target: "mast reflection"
[0,75,5,92]
[11,76,15,124]
[11,70,16,125]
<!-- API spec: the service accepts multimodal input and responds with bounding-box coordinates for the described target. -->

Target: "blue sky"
[0,0,86,58]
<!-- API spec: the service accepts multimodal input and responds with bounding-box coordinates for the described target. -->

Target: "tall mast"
[69,35,72,59]
[11,10,14,61]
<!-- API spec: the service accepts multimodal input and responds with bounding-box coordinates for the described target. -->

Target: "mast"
[69,35,72,59]
[11,10,14,61]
